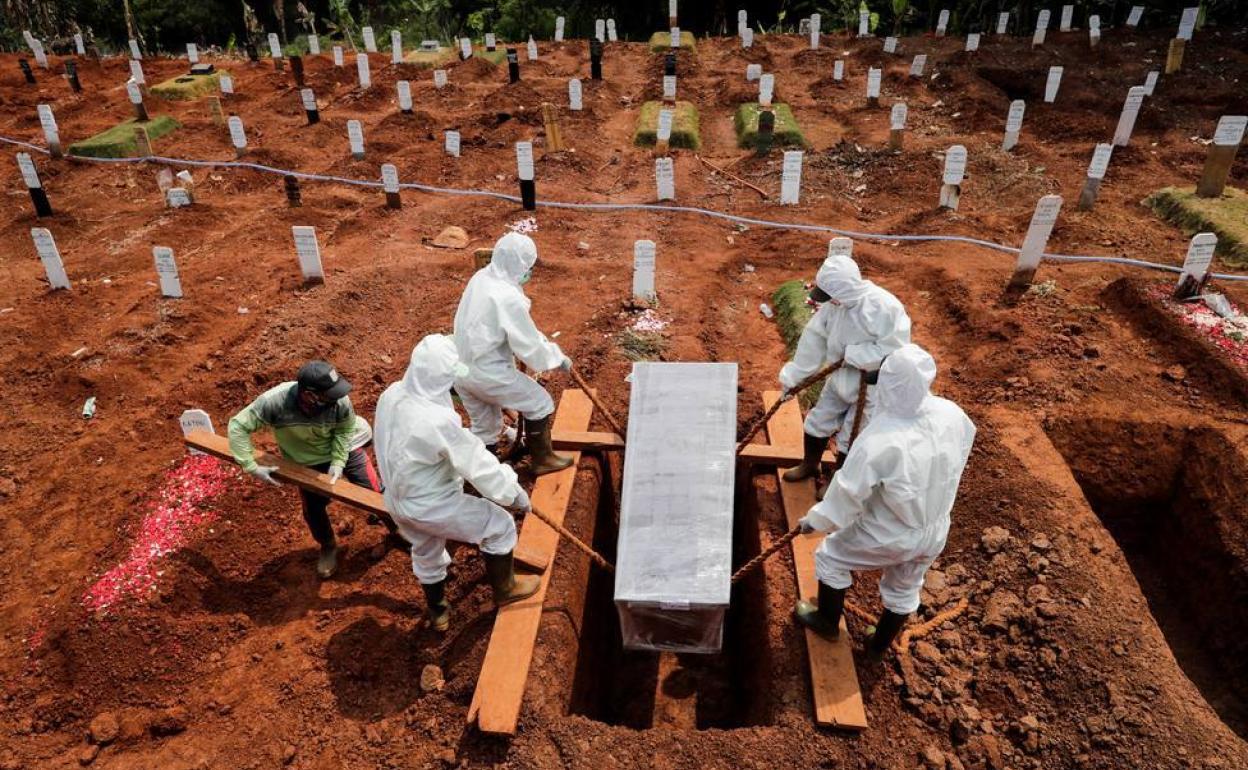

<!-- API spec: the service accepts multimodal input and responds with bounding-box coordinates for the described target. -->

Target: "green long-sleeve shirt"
[227,382,355,472]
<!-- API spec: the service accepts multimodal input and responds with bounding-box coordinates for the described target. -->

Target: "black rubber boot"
[421,580,451,632]
[525,415,574,476]
[782,432,829,483]
[815,452,847,501]
[316,539,339,579]
[794,582,847,639]
[867,610,910,659]
[483,551,541,606]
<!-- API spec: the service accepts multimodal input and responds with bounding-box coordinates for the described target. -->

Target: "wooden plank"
[184,430,549,573]
[764,390,868,731]
[467,389,593,735]
[551,430,841,468]
[738,442,838,467]
[552,430,624,452]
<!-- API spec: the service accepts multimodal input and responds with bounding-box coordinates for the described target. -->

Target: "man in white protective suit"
[374,335,540,632]
[453,231,574,476]
[793,344,976,658]
[778,252,911,495]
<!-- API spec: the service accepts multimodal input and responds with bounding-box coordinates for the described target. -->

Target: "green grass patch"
[150,71,225,101]
[648,31,696,52]
[772,279,822,407]
[616,328,668,361]
[404,47,457,68]
[633,100,701,150]
[68,117,180,159]
[734,103,807,150]
[473,48,508,66]
[1144,186,1248,268]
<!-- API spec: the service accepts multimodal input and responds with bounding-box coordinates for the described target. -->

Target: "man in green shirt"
[228,360,384,579]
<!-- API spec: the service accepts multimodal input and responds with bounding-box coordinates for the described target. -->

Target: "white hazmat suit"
[374,335,527,584]
[800,344,976,614]
[453,232,568,444]
[779,254,911,451]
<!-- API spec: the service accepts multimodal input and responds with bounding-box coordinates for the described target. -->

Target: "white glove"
[508,487,532,512]
[327,465,343,485]
[559,356,573,373]
[798,509,821,534]
[249,465,282,487]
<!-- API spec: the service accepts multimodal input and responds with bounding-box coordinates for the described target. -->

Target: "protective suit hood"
[401,335,469,403]
[487,232,538,285]
[876,344,936,417]
[815,254,870,306]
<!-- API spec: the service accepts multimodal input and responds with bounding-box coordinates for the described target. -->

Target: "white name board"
[460,38,472,59]
[669,0,678,18]
[655,157,675,201]
[153,246,182,298]
[1089,15,1101,31]
[129,58,145,84]
[1178,233,1217,287]
[391,30,402,63]
[595,19,606,42]
[758,73,774,106]
[397,80,412,110]
[129,39,142,60]
[292,226,324,281]
[656,108,674,143]
[126,79,143,104]
[1016,195,1062,273]
[1006,99,1026,132]
[179,409,215,441]
[858,9,870,37]
[1113,86,1146,146]
[362,26,376,52]
[867,68,881,98]
[828,237,853,258]
[528,36,538,59]
[966,33,980,52]
[884,36,897,54]
[633,240,656,302]
[16,152,40,188]
[300,88,317,111]
[228,116,246,149]
[810,13,821,50]
[997,12,1010,34]
[1044,66,1063,103]
[663,75,676,101]
[890,102,908,130]
[308,35,320,55]
[568,78,583,110]
[937,9,950,33]
[746,64,761,81]
[1060,5,1073,31]
[1087,143,1113,179]
[1142,71,1159,96]
[74,33,85,55]
[357,53,371,88]
[742,28,754,48]
[555,17,565,42]
[833,60,844,81]
[30,38,47,67]
[1127,6,1144,27]
[670,27,680,48]
[268,33,282,59]
[1214,115,1248,146]
[1033,11,1049,45]
[37,104,58,146]
[1177,7,1198,40]
[484,33,496,50]
[942,145,967,185]
[333,46,344,66]
[780,150,803,205]
[515,141,534,180]
[166,188,191,208]
[433,69,448,89]
[910,54,927,77]
[220,74,234,94]
[31,228,70,290]
[187,43,199,63]
[607,20,617,42]
[381,163,399,193]
[347,120,364,155]
[445,130,461,157]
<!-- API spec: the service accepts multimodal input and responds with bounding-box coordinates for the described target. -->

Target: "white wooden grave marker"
[663,75,676,102]
[333,46,344,66]
[746,64,761,81]
[670,27,680,48]
[936,9,950,36]
[1142,71,1159,96]
[833,60,844,82]
[1127,6,1144,27]
[742,28,753,48]
[220,73,234,95]
[1174,233,1217,298]
[308,35,320,55]
[268,33,282,61]
[31,227,70,290]
[884,36,898,54]
[292,226,324,282]
[129,38,142,60]
[780,150,803,205]
[31,38,47,68]
[568,79,583,110]
[1060,5,1073,32]
[228,115,247,154]
[166,188,191,208]
[397,80,412,112]
[758,73,774,107]
[37,104,60,157]
[1003,100,1025,151]
[74,33,85,56]
[1089,15,1101,46]
[391,30,402,64]
[1044,66,1063,103]
[858,9,870,37]
[516,141,534,181]
[655,157,675,200]
[1008,195,1062,291]
[153,246,182,298]
[966,33,981,52]
[607,20,618,42]
[433,69,448,89]
[180,410,215,446]
[187,43,199,64]
[909,54,927,78]
[362,26,377,52]
[1177,7,1198,40]
[129,58,145,85]
[1112,86,1146,146]
[1077,143,1113,210]
[459,37,472,60]
[633,241,656,302]
[940,144,967,209]
[1033,10,1050,46]
[445,130,461,157]
[809,13,821,49]
[347,120,365,159]
[595,19,606,43]
[828,237,853,258]
[867,68,882,101]
[656,108,674,146]
[555,17,565,42]
[357,53,371,88]
[997,12,1010,34]
[17,152,40,190]
[890,102,907,149]
[527,36,538,60]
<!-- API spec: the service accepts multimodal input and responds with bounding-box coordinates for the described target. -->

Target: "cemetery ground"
[1,26,1248,770]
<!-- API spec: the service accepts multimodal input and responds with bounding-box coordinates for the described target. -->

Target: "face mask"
[520,270,532,285]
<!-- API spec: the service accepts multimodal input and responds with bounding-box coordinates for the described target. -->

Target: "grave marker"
[1003,99,1025,151]
[669,27,680,49]
[655,156,675,201]
[966,33,980,52]
[433,69,448,89]
[809,13,821,50]
[129,58,146,85]
[780,150,803,205]
[284,175,302,207]
[187,43,199,64]
[595,19,606,43]
[1112,86,1145,147]
[166,186,191,209]
[633,240,656,302]
[1059,5,1073,32]
[129,38,142,60]
[308,35,320,56]
[889,102,907,150]
[397,80,413,113]
[1173,233,1217,299]
[909,54,926,78]
[940,145,967,210]
[1033,10,1050,46]
[290,55,305,87]
[127,79,149,122]
[997,12,1010,34]
[1126,6,1144,27]
[391,30,402,64]
[516,141,536,210]
[219,73,234,95]
[37,104,61,158]
[884,36,898,54]
[742,28,753,48]
[655,107,674,155]
[17,153,53,217]
[866,67,881,107]
[228,115,247,157]
[507,48,520,83]
[758,73,774,107]
[555,17,565,43]
[357,53,371,88]
[153,246,182,298]
[1044,66,1063,103]
[668,0,678,27]
[445,130,461,157]
[347,120,365,160]
[485,33,497,52]
[1142,71,1159,96]
[1195,115,1246,198]
[746,64,761,82]
[936,9,950,36]
[31,228,69,289]
[74,33,85,56]
[362,26,377,53]
[1177,7,1198,40]
[64,60,81,93]
[268,33,283,71]
[833,60,844,82]
[828,237,853,258]
[291,225,325,284]
[663,75,677,104]
[528,36,538,60]
[301,88,319,124]
[179,410,215,447]
[1007,195,1062,292]
[607,20,617,43]
[1165,38,1185,74]
[568,79,583,110]
[381,163,401,209]
[1089,15,1101,47]
[333,46,344,67]
[858,9,870,37]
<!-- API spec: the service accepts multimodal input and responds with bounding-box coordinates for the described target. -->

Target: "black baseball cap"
[297,360,352,400]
